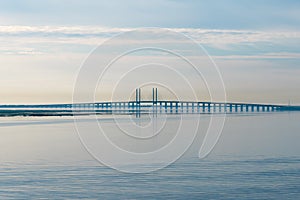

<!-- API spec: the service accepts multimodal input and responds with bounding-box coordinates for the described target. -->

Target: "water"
[0,113,299,199]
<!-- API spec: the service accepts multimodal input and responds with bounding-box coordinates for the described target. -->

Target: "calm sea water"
[0,112,299,199]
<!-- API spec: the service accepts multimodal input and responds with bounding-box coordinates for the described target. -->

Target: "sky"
[0,0,300,104]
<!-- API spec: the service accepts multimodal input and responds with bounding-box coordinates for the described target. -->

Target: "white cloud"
[0,26,299,104]
[214,52,300,60]
[1,25,300,45]
[0,25,128,36]
[0,25,299,58]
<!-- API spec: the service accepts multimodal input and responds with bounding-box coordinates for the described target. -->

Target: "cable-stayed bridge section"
[0,88,299,116]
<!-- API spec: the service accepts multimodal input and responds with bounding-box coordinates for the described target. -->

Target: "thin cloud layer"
[1,25,300,57]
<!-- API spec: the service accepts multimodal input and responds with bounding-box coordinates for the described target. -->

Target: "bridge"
[0,88,299,117]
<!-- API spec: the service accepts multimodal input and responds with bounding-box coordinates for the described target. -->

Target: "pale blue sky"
[0,0,300,104]
[1,0,300,30]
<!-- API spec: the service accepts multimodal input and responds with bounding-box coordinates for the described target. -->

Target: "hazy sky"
[0,0,300,104]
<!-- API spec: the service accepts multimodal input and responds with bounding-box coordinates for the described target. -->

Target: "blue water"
[1,156,299,199]
[0,113,299,199]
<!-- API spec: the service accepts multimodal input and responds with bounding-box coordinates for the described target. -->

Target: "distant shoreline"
[0,110,107,117]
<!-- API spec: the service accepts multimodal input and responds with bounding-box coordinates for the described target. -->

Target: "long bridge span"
[0,88,299,116]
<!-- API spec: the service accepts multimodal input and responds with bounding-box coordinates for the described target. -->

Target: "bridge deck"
[0,101,299,117]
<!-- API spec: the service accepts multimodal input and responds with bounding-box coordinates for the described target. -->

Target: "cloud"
[0,25,128,37]
[214,53,300,60]
[0,26,298,42]
[0,26,299,104]
[0,25,300,57]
